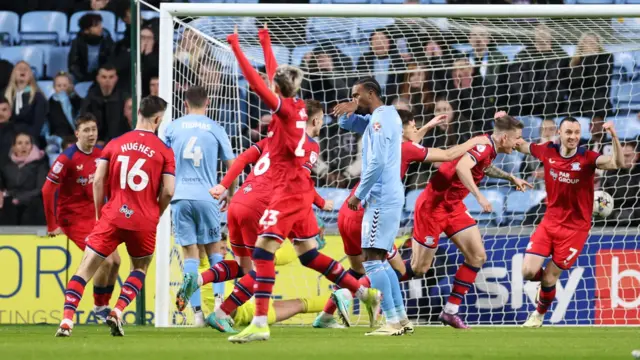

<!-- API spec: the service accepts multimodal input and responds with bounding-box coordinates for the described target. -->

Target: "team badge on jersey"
[52,161,63,174]
[76,164,83,171]
[476,145,487,153]
[571,162,581,171]
[373,122,382,132]
[244,184,253,194]
[309,151,318,165]
[119,205,135,218]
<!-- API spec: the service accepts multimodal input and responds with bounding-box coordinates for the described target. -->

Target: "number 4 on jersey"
[183,136,203,167]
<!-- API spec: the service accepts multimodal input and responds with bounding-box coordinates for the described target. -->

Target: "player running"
[55,96,175,337]
[42,113,121,322]
[410,113,532,329]
[175,99,334,332]
[314,106,492,329]
[516,116,624,327]
[217,28,379,343]
[165,86,236,326]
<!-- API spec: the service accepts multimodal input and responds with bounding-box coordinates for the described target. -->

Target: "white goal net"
[155,3,640,327]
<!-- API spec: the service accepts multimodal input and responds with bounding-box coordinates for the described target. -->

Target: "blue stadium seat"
[228,0,260,3]
[484,152,524,187]
[463,189,505,224]
[310,0,331,3]
[554,116,591,139]
[46,46,70,79]
[210,16,258,38]
[141,11,160,20]
[497,45,525,62]
[20,11,69,45]
[429,0,448,3]
[189,0,224,2]
[611,51,637,82]
[307,17,357,43]
[291,45,316,66]
[332,0,374,3]
[116,18,126,41]
[75,81,93,98]
[356,18,395,41]
[614,81,640,110]
[69,11,117,39]
[0,11,20,44]
[315,188,350,222]
[517,116,543,141]
[610,114,640,139]
[575,0,615,3]
[561,44,576,56]
[404,189,421,213]
[382,0,405,3]
[38,80,55,99]
[505,190,546,224]
[0,46,46,79]
[452,43,472,55]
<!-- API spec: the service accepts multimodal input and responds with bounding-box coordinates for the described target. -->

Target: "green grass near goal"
[2,325,638,360]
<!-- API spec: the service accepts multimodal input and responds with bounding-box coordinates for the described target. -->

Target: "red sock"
[299,249,360,293]
[537,285,556,314]
[93,285,114,307]
[115,270,145,312]
[201,260,244,285]
[253,248,276,317]
[63,275,87,322]
[399,260,415,282]
[220,271,256,315]
[448,263,480,305]
[322,270,364,315]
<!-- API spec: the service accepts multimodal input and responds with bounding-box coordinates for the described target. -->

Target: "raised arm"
[93,159,109,220]
[425,136,491,163]
[338,114,370,134]
[485,164,532,191]
[258,27,277,82]
[227,33,279,110]
[595,122,625,170]
[415,114,447,141]
[455,154,492,212]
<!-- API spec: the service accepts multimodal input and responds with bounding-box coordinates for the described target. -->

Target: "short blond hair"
[274,64,303,98]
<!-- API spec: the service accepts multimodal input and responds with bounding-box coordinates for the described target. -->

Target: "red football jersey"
[342,140,429,215]
[234,138,273,206]
[269,97,312,194]
[98,130,176,231]
[530,142,600,230]
[428,135,497,204]
[46,144,102,222]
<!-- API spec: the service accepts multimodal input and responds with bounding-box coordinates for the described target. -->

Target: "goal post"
[155,2,640,327]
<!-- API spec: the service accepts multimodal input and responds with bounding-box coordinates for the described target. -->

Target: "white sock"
[320,311,333,321]
[215,307,230,319]
[113,308,123,318]
[197,274,204,287]
[252,315,268,327]
[444,302,459,315]
[535,310,544,317]
[355,286,367,300]
[61,318,74,328]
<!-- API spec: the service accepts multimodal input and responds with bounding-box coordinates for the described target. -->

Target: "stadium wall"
[1,232,638,325]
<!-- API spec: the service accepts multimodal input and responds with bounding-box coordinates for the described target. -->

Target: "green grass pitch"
[2,325,638,360]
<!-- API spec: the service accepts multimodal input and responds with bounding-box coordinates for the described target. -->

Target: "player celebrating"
[411,113,532,329]
[55,96,175,337]
[314,107,492,329]
[175,99,334,332]
[516,116,624,327]
[219,28,379,343]
[165,86,236,326]
[42,113,121,322]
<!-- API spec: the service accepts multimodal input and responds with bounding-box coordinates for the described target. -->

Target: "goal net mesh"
[162,11,640,327]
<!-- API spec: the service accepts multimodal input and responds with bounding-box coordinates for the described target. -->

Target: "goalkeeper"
[198,223,333,330]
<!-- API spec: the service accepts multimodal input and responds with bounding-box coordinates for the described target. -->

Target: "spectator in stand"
[250,114,271,143]
[467,25,508,109]
[300,44,352,111]
[123,96,133,129]
[602,142,640,226]
[0,132,47,225]
[520,118,557,189]
[81,63,129,143]
[356,30,406,102]
[112,24,159,93]
[416,36,461,95]
[48,72,84,139]
[391,97,412,112]
[444,58,487,135]
[508,24,569,117]
[0,59,14,92]
[69,13,114,84]
[0,98,20,167]
[149,76,159,97]
[567,32,613,122]
[3,62,48,141]
[422,98,471,151]
[398,63,435,124]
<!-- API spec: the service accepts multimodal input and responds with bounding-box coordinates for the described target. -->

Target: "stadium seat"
[45,46,70,79]
[211,16,258,38]
[37,80,55,99]
[20,11,69,45]
[517,116,543,141]
[116,18,126,41]
[404,189,422,213]
[610,114,640,139]
[189,0,224,2]
[0,11,20,45]
[307,17,357,43]
[614,81,640,110]
[505,190,546,224]
[315,188,350,222]
[463,189,505,224]
[484,152,524,187]
[382,0,405,3]
[611,51,637,82]
[575,0,615,3]
[336,43,369,68]
[497,45,525,62]
[310,0,331,3]
[553,116,591,139]
[356,18,396,41]
[141,11,160,20]
[561,44,576,56]
[430,0,448,3]
[332,0,374,3]
[291,45,317,66]
[69,11,117,39]
[0,46,46,79]
[452,43,472,55]
[228,0,260,3]
[74,81,93,98]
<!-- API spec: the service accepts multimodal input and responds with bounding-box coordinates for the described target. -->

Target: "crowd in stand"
[0,0,638,227]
